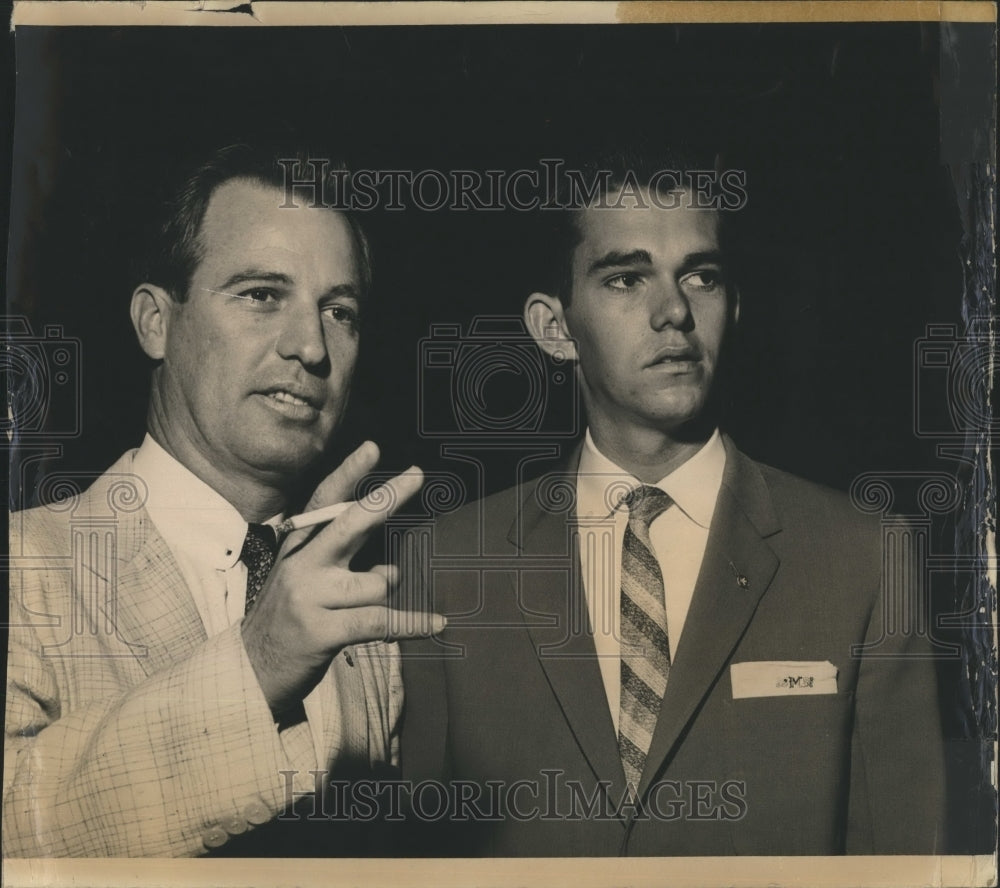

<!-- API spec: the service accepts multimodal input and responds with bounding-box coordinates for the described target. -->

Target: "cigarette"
[276,501,355,535]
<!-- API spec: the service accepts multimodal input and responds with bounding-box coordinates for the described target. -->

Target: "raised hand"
[241,441,444,715]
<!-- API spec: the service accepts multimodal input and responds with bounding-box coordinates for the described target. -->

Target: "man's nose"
[276,301,328,367]
[648,280,692,330]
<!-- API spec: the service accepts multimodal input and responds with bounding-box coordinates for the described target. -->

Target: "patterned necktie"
[618,485,673,791]
[241,523,278,615]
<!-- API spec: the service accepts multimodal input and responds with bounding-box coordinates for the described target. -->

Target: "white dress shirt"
[133,434,326,763]
[575,429,727,733]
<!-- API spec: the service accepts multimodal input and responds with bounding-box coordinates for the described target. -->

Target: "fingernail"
[432,615,448,633]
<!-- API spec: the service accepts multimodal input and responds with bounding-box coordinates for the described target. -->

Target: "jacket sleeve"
[846,539,948,854]
[3,545,326,858]
[395,522,451,785]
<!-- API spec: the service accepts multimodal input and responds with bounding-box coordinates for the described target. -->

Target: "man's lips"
[255,385,326,417]
[646,345,700,367]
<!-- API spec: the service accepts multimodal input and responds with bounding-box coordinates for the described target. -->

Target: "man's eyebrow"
[586,248,726,276]
[677,250,726,274]
[322,283,362,302]
[217,270,294,291]
[210,273,362,301]
[587,249,653,274]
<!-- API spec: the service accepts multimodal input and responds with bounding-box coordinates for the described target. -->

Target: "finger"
[304,440,380,512]
[370,563,399,586]
[332,605,447,646]
[312,569,390,609]
[282,442,381,553]
[385,608,447,640]
[319,466,424,561]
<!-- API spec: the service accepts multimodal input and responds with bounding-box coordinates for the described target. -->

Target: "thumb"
[305,440,380,511]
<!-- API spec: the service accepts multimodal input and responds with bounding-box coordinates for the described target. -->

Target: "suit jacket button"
[243,802,271,825]
[220,814,248,835]
[202,827,228,849]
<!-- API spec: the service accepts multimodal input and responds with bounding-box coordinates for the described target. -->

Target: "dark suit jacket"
[398,437,946,856]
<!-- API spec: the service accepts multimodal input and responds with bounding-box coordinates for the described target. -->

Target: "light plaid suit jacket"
[4,451,402,857]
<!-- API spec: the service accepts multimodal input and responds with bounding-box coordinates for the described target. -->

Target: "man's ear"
[524,292,577,362]
[731,285,741,327]
[130,284,174,361]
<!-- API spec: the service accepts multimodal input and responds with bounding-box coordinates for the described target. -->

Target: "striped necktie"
[241,523,278,615]
[618,485,673,791]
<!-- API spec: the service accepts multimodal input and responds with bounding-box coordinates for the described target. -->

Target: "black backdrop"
[8,23,981,488]
[6,21,996,853]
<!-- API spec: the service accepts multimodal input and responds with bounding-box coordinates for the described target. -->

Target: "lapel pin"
[344,649,355,667]
[728,560,750,589]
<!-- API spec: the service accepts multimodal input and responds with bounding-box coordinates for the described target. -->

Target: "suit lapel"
[637,440,781,797]
[84,453,208,677]
[508,458,629,807]
[113,526,208,676]
[501,441,783,806]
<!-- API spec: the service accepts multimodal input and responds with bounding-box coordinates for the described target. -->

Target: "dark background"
[7,23,979,488]
[5,21,996,853]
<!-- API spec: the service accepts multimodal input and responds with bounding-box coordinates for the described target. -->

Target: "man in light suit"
[5,144,443,857]
[398,149,946,855]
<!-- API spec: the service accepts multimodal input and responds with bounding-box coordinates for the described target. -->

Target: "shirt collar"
[576,428,727,529]
[133,434,250,570]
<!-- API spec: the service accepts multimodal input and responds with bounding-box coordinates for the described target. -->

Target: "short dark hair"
[134,143,372,301]
[533,143,736,306]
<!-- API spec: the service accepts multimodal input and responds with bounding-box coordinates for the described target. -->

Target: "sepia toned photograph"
[2,3,996,886]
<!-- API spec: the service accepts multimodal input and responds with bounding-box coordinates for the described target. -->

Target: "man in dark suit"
[398,149,946,855]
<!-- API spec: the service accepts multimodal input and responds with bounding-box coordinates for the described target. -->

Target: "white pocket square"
[730,661,838,699]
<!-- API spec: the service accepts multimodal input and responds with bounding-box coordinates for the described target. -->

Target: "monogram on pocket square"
[730,661,838,699]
